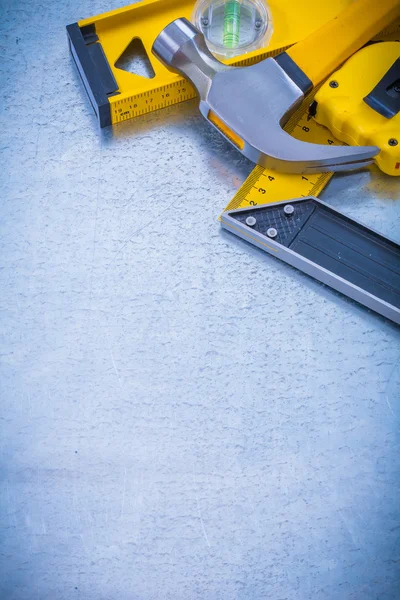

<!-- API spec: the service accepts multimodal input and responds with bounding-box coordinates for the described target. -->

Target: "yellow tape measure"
[112,80,195,123]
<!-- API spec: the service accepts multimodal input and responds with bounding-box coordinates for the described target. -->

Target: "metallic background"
[0,1,399,598]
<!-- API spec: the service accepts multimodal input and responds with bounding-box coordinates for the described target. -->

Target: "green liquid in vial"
[223,1,241,48]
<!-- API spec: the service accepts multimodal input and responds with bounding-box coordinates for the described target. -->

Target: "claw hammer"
[153,0,400,174]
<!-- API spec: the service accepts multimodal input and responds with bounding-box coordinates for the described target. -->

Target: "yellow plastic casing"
[314,42,400,177]
[286,0,400,87]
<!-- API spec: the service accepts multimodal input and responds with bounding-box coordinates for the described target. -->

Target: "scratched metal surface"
[1,1,400,599]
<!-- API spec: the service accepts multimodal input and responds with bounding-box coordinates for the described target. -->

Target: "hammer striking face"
[152,1,400,174]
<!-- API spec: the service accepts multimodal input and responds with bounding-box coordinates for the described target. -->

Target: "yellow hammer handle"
[286,0,400,87]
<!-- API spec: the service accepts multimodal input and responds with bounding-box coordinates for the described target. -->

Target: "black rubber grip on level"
[274,52,313,95]
[66,22,119,128]
[364,57,400,119]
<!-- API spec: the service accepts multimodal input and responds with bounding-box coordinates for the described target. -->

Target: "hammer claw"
[272,142,380,174]
[303,158,376,175]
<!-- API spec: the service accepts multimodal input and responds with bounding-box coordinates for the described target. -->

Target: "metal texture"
[1,1,400,600]
[152,18,379,174]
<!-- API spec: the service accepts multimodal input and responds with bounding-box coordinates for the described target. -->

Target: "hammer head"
[152,18,378,174]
